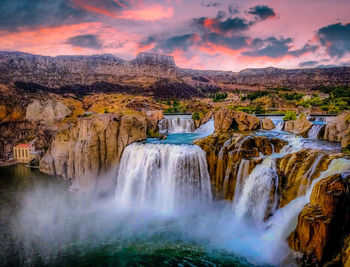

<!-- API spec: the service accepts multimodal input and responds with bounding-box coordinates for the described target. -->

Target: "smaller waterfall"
[308,124,324,139]
[274,121,284,131]
[195,119,214,135]
[115,143,212,212]
[265,158,350,242]
[158,115,195,134]
[235,157,278,223]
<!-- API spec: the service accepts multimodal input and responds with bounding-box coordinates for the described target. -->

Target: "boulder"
[284,115,313,137]
[40,113,147,192]
[323,112,350,149]
[260,118,275,130]
[26,100,71,124]
[214,109,260,132]
[288,174,350,264]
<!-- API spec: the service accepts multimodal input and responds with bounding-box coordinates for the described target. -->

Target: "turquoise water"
[0,164,265,267]
[145,133,207,145]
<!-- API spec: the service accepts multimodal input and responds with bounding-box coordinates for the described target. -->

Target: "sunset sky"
[1,0,350,71]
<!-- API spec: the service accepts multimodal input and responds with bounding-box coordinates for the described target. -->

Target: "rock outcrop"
[214,109,260,132]
[39,113,147,192]
[260,118,275,130]
[323,111,350,149]
[288,174,350,264]
[284,115,313,137]
[195,133,287,200]
[25,100,71,124]
[276,150,336,207]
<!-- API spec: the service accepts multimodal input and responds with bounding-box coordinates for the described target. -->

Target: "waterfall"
[235,157,278,223]
[195,119,214,135]
[233,159,250,204]
[308,124,324,139]
[115,143,212,213]
[158,115,195,134]
[265,158,350,242]
[274,121,284,131]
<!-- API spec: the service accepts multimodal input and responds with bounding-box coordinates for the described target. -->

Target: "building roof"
[14,143,32,149]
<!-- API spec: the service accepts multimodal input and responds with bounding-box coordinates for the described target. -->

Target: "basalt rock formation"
[288,174,350,264]
[39,113,147,192]
[323,111,350,149]
[276,149,337,208]
[214,109,260,132]
[284,115,313,137]
[260,118,275,130]
[195,133,288,200]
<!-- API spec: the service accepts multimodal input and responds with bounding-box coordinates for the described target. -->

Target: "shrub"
[192,111,200,120]
[212,92,228,102]
[147,129,162,138]
[283,111,297,121]
[246,91,269,101]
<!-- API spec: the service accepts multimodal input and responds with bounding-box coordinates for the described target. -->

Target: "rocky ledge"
[39,113,147,193]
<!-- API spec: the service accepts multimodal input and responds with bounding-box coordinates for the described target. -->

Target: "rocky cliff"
[323,111,350,149]
[39,113,147,192]
[195,133,287,200]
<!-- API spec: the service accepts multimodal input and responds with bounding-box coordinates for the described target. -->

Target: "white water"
[115,143,212,213]
[233,159,250,204]
[265,158,350,244]
[274,121,284,131]
[235,157,279,223]
[195,118,214,135]
[308,124,324,139]
[158,115,195,134]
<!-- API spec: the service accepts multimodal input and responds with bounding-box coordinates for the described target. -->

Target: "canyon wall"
[39,113,147,192]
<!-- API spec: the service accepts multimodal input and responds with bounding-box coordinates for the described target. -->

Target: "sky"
[0,0,350,71]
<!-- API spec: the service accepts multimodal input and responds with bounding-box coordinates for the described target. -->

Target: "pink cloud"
[118,5,174,21]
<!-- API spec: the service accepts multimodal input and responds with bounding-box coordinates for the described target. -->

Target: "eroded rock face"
[323,111,350,149]
[214,109,260,132]
[195,133,287,200]
[260,118,275,130]
[25,100,71,124]
[276,149,335,207]
[39,113,147,192]
[284,115,313,137]
[288,174,350,264]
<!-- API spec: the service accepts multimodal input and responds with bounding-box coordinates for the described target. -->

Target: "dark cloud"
[67,34,102,49]
[243,37,317,58]
[0,0,89,30]
[151,34,197,53]
[228,4,239,15]
[248,5,276,20]
[203,33,248,49]
[201,1,221,7]
[217,11,226,20]
[299,60,318,67]
[194,16,251,33]
[317,23,350,57]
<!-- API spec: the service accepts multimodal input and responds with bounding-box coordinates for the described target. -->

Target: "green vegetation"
[212,92,228,102]
[147,129,162,138]
[245,91,269,101]
[164,100,187,113]
[283,111,297,121]
[283,92,304,101]
[104,109,109,113]
[192,111,200,120]
[268,86,292,92]
[229,105,266,114]
[192,110,208,121]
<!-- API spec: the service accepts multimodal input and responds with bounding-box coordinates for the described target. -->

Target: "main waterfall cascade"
[110,115,350,265]
[115,143,212,212]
